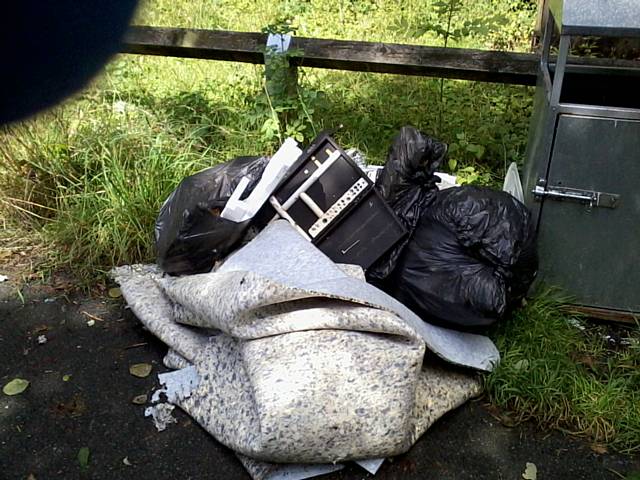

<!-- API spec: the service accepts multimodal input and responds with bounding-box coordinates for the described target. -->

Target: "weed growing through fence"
[249,17,320,144]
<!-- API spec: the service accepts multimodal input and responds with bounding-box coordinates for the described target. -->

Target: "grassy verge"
[486,291,640,453]
[0,0,537,281]
[0,0,638,455]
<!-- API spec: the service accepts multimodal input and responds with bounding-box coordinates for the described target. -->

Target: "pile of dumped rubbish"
[112,126,537,480]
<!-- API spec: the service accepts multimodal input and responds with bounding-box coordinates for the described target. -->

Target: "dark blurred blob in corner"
[1,1,139,125]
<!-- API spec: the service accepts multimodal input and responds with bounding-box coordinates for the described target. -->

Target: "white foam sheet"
[217,220,499,372]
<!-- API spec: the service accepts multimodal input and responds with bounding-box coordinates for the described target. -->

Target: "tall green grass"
[0,0,536,279]
[0,91,270,280]
[486,291,640,453]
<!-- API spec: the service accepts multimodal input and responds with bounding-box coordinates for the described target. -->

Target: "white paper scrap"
[151,365,200,404]
[355,457,385,474]
[266,33,292,53]
[435,172,458,189]
[144,403,177,432]
[267,463,344,480]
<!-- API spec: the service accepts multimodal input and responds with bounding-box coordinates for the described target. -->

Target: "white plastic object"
[503,162,524,202]
[266,33,292,53]
[221,138,303,223]
[434,172,458,190]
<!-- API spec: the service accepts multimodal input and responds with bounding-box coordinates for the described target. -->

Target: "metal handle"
[533,180,619,209]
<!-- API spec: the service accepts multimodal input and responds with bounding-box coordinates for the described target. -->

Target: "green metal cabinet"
[535,115,640,311]
[523,0,640,316]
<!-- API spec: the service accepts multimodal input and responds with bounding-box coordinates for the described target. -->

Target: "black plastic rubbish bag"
[155,156,269,276]
[367,126,447,281]
[385,186,538,330]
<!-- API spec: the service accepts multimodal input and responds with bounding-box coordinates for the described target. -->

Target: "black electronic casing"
[268,133,407,269]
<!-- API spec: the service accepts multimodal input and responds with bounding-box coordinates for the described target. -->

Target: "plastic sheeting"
[386,186,538,329]
[155,156,269,275]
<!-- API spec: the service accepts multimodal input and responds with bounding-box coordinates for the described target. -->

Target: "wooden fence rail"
[121,26,640,86]
[121,26,539,85]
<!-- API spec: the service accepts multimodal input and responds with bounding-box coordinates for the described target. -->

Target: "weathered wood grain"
[121,26,640,86]
[121,26,538,85]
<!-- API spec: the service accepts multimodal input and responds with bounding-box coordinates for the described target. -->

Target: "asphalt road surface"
[1,286,638,480]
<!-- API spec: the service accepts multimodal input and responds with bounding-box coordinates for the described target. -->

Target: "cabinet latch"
[533,179,619,209]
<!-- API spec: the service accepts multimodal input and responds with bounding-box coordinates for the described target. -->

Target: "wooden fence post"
[264,35,299,107]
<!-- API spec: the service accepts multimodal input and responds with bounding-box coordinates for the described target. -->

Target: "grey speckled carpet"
[112,221,497,478]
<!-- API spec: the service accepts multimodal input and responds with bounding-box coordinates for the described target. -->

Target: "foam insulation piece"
[112,221,485,476]
[144,403,177,432]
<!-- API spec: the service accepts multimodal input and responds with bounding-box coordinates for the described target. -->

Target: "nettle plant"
[248,19,320,145]
[447,132,494,185]
[414,0,509,48]
[422,0,524,184]
[401,0,513,183]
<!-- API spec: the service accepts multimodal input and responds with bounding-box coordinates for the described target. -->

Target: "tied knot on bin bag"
[368,126,448,281]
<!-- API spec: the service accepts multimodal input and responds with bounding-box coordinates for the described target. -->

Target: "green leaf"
[108,287,122,298]
[522,462,537,480]
[77,447,90,469]
[448,158,458,171]
[129,363,153,378]
[466,143,485,159]
[513,359,530,371]
[3,378,29,396]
